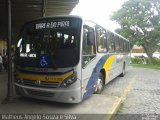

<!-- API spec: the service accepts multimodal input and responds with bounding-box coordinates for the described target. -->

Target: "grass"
[131,64,160,70]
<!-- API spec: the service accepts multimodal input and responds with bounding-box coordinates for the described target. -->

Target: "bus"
[14,16,130,103]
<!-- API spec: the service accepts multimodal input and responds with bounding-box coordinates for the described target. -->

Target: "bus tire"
[95,73,104,94]
[120,63,125,77]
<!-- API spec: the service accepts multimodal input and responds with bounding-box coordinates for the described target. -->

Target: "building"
[131,45,160,58]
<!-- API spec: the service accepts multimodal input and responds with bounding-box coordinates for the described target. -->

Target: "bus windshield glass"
[17,17,82,68]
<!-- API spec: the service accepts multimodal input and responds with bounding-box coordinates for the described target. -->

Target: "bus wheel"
[95,73,104,94]
[120,63,125,77]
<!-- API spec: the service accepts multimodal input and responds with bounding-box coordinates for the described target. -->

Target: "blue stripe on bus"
[83,54,111,99]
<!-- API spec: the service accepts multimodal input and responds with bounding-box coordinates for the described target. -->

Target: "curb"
[106,76,136,120]
[105,97,122,120]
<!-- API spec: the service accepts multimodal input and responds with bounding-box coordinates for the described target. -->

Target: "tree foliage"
[111,0,160,59]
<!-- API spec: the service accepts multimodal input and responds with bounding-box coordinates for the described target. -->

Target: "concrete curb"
[106,76,136,120]
[105,97,122,120]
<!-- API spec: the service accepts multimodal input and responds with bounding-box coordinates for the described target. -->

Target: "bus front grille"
[27,90,54,97]
[21,79,61,88]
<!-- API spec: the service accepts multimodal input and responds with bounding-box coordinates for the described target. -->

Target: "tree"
[111,0,160,61]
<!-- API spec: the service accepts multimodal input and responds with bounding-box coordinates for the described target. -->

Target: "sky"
[71,0,127,31]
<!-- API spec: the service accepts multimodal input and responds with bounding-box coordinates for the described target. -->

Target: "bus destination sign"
[35,21,70,30]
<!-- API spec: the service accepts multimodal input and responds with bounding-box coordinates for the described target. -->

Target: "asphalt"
[0,70,134,120]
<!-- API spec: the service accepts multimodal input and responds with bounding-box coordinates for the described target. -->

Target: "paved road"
[103,66,160,119]
[119,67,160,114]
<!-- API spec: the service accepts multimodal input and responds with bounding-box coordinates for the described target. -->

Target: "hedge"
[131,57,160,65]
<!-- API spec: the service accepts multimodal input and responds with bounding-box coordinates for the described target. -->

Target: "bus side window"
[123,41,129,52]
[96,26,107,53]
[82,25,96,68]
[115,36,120,53]
[82,26,95,55]
[108,32,115,53]
[120,39,123,53]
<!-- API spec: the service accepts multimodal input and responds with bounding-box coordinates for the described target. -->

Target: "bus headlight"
[60,72,77,88]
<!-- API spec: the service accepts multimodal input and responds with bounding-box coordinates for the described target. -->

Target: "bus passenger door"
[81,25,96,98]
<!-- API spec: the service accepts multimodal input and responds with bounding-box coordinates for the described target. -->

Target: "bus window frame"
[82,24,96,69]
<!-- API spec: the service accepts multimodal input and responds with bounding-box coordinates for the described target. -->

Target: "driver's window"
[82,25,96,68]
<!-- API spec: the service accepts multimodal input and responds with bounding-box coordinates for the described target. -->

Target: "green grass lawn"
[131,64,160,70]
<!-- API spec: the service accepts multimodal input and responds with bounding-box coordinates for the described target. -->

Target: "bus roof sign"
[35,21,70,30]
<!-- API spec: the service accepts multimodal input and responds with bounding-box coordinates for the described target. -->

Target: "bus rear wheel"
[95,73,104,94]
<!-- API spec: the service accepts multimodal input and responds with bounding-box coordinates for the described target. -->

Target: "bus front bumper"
[15,83,82,103]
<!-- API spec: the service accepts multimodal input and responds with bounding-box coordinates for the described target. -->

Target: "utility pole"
[2,0,15,104]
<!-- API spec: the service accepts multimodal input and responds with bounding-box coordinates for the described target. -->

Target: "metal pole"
[42,0,47,17]
[1,0,15,104]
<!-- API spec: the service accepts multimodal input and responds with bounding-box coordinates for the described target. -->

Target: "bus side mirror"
[87,31,94,46]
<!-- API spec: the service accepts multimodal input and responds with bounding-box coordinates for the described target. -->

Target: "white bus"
[15,16,130,103]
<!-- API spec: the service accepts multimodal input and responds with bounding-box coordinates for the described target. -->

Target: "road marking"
[120,76,136,102]
[105,76,136,120]
[105,97,122,120]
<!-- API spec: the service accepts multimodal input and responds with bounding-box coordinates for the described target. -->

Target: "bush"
[131,56,145,64]
[146,58,160,65]
[131,57,160,65]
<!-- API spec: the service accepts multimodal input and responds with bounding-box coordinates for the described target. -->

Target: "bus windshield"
[17,18,81,68]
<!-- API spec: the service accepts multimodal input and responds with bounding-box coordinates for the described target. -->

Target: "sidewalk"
[0,73,123,120]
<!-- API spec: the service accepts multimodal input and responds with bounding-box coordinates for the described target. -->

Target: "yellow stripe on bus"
[16,71,73,82]
[103,55,116,80]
